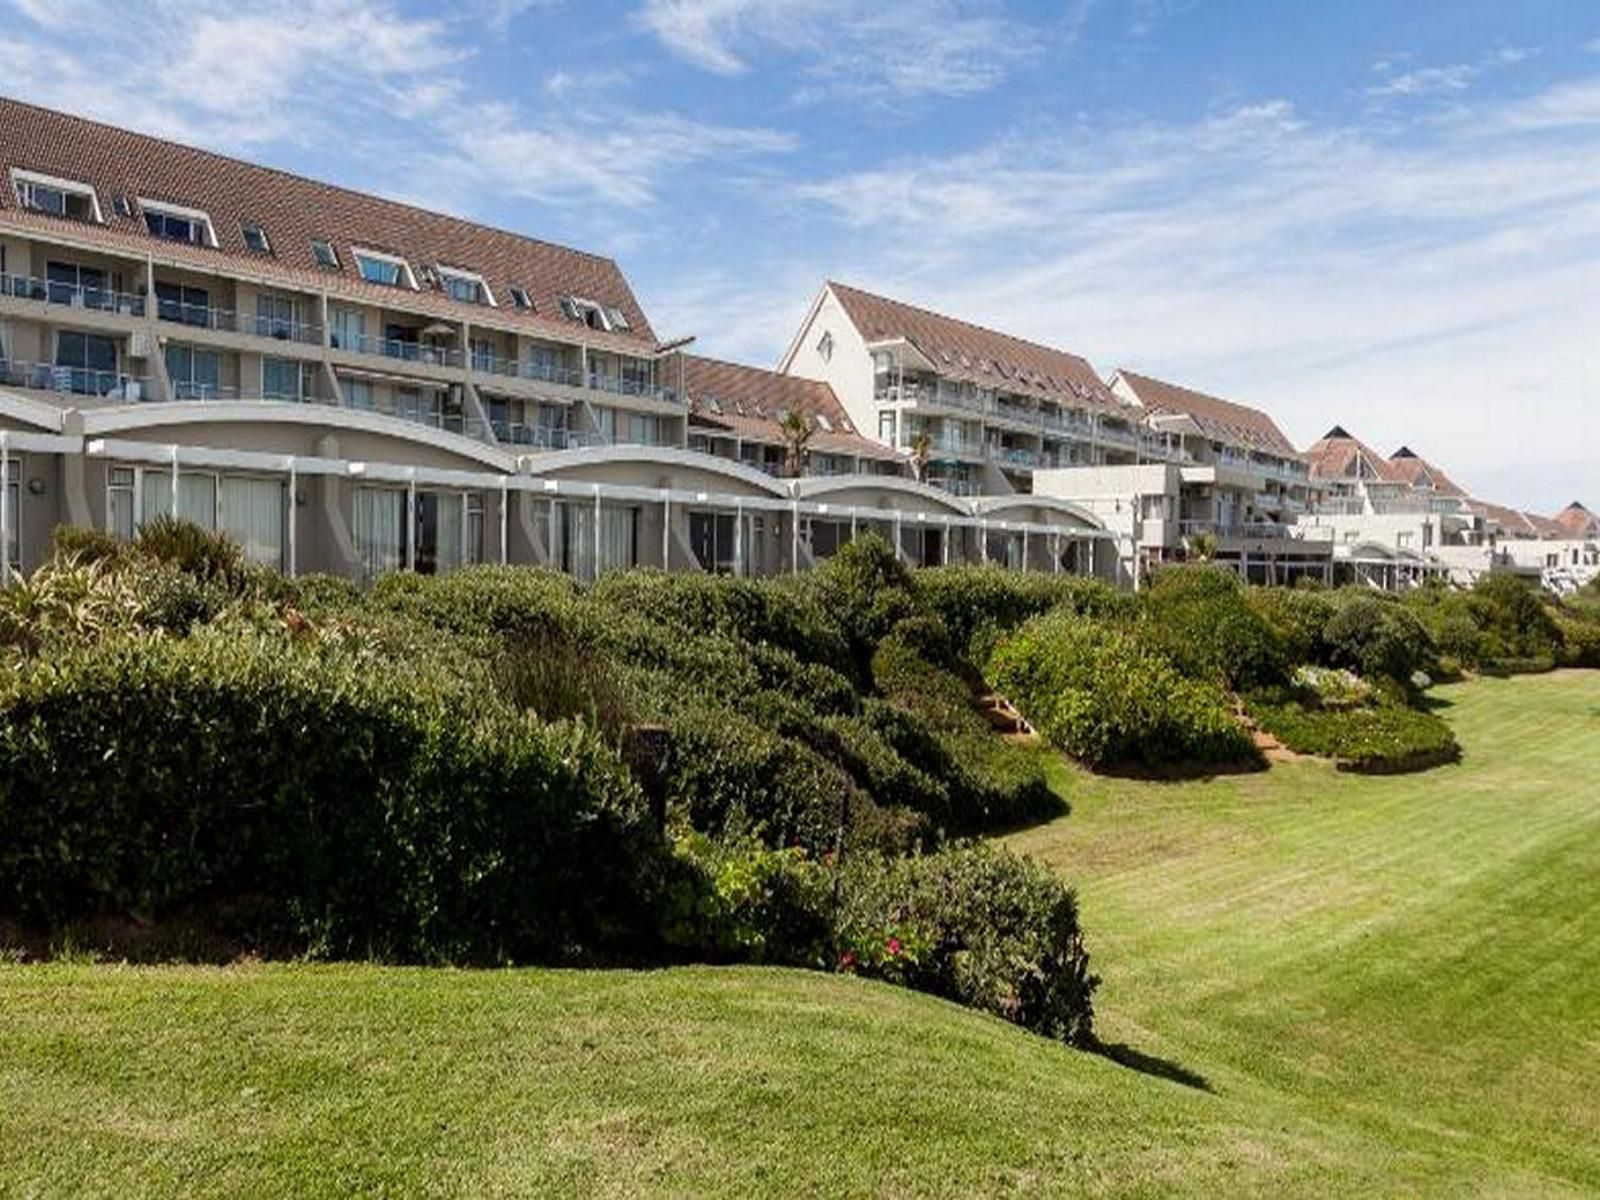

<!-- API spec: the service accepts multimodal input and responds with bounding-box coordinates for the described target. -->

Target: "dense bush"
[836,842,1097,1044]
[1555,611,1600,668]
[1248,586,1337,666]
[916,566,1130,657]
[989,609,1259,769]
[1403,575,1567,673]
[0,631,668,963]
[1246,693,1459,772]
[1139,565,1288,689]
[1323,593,1436,686]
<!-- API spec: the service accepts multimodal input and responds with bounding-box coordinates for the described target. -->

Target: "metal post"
[548,492,559,572]
[406,472,417,571]
[944,516,951,565]
[661,489,670,570]
[170,445,180,518]
[850,506,857,541]
[286,458,298,577]
[791,497,800,573]
[593,483,602,580]
[735,498,744,577]
[980,517,988,564]
[499,478,509,565]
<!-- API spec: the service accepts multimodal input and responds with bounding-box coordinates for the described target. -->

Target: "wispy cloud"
[635,0,1041,101]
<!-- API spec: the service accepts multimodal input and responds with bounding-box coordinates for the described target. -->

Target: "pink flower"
[886,937,902,956]
[838,951,857,972]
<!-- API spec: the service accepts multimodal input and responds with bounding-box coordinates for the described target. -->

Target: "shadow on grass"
[1089,756,1268,784]
[1089,1038,1214,1093]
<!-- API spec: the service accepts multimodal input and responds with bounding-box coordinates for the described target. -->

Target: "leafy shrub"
[0,630,668,964]
[1403,576,1565,672]
[50,523,122,564]
[661,834,833,967]
[1140,565,1287,689]
[836,842,1097,1044]
[1323,593,1436,685]
[989,609,1259,768]
[1555,612,1600,668]
[1246,693,1459,772]
[1248,586,1337,666]
[916,566,1130,656]
[133,515,248,589]
[804,533,919,667]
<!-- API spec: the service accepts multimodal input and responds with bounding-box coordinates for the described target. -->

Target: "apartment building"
[779,281,1144,497]
[1035,371,1332,585]
[0,98,1112,586]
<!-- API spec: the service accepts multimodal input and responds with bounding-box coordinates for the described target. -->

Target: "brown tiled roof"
[827,281,1128,413]
[0,95,657,354]
[677,353,903,463]
[1305,426,1408,483]
[1469,499,1570,539]
[1386,446,1469,498]
[1113,369,1299,457]
[1553,501,1599,537]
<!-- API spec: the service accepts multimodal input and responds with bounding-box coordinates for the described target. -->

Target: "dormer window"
[438,266,494,306]
[140,199,216,246]
[310,238,339,269]
[558,295,619,331]
[12,169,101,223]
[352,248,416,289]
[240,221,271,254]
[508,285,532,311]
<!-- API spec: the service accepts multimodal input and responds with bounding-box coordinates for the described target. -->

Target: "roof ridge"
[0,92,622,269]
[827,279,1095,367]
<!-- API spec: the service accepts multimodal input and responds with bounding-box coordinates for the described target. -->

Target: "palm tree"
[908,430,932,483]
[779,410,814,478]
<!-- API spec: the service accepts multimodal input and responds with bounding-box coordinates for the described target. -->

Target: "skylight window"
[310,239,339,269]
[140,199,217,246]
[438,266,495,307]
[240,221,271,254]
[352,248,416,289]
[508,286,532,311]
[12,169,101,224]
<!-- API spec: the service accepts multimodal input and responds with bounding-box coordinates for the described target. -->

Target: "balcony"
[588,371,681,405]
[0,357,150,400]
[1,272,145,317]
[989,445,1040,469]
[331,330,464,368]
[1097,421,1140,447]
[926,475,982,496]
[475,353,584,389]
[155,298,322,345]
[492,421,596,450]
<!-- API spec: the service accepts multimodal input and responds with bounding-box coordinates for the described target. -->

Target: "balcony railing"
[989,446,1040,468]
[341,392,487,440]
[169,381,239,402]
[330,330,464,368]
[1180,519,1309,540]
[926,475,982,496]
[0,357,150,399]
[1,272,146,317]
[493,421,584,450]
[1097,422,1139,446]
[588,372,681,404]
[155,298,323,345]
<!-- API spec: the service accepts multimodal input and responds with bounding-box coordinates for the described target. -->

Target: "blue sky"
[3,0,1596,510]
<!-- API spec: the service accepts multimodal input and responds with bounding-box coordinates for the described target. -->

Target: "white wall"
[780,286,880,444]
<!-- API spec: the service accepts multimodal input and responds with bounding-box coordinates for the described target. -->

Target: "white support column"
[0,431,10,587]
[593,483,602,579]
[170,445,180,518]
[894,510,903,561]
[980,516,988,564]
[791,497,800,573]
[735,498,744,578]
[286,458,298,577]
[499,478,509,565]
[850,506,858,541]
[661,489,670,570]
[943,516,951,566]
[548,492,559,571]
[406,472,417,572]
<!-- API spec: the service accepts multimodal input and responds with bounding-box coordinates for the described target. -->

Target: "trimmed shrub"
[0,630,668,964]
[989,609,1259,768]
[836,842,1097,1045]
[1140,565,1287,689]
[1248,586,1337,666]
[133,515,248,589]
[916,566,1130,655]
[1555,612,1600,668]
[1324,593,1436,685]
[1246,693,1459,772]
[661,834,833,967]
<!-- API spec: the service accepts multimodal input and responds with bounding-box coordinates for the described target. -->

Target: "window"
[509,286,532,311]
[558,295,613,331]
[140,200,215,246]
[138,469,216,531]
[329,307,365,351]
[256,293,299,340]
[690,511,739,574]
[352,248,415,289]
[342,378,373,409]
[240,221,271,254]
[878,410,896,443]
[219,476,285,568]
[604,305,629,331]
[438,267,494,306]
[46,260,108,308]
[311,239,339,269]
[54,331,118,395]
[353,487,405,581]
[111,194,131,218]
[817,331,834,362]
[556,500,637,584]
[471,338,496,372]
[165,344,223,400]
[12,169,100,223]
[262,357,311,402]
[155,281,210,327]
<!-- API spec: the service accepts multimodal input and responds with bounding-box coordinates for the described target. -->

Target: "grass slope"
[2,672,1597,1196]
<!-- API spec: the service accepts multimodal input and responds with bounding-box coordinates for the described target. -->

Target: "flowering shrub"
[1245,693,1459,772]
[1290,665,1374,710]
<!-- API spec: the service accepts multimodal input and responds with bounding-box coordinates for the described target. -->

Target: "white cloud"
[635,0,1040,101]
[667,75,1600,510]
[1367,64,1476,98]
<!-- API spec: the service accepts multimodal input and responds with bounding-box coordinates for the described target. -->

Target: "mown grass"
[2,672,1597,1196]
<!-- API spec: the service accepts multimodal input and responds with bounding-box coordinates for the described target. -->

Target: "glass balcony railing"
[0,358,150,399]
[1,272,146,316]
[154,297,323,345]
[330,329,464,367]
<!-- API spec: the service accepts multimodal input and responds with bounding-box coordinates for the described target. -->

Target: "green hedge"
[1323,593,1436,685]
[915,566,1130,656]
[1140,566,1288,689]
[1247,693,1459,772]
[0,631,667,963]
[988,609,1259,769]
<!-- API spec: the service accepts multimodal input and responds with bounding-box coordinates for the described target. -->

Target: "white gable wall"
[780,286,880,447]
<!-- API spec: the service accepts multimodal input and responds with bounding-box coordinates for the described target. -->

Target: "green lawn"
[3,672,1597,1196]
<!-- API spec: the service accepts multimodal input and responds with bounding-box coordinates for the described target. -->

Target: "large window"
[155,281,210,327]
[219,477,285,568]
[256,293,299,339]
[46,260,106,308]
[329,307,365,351]
[165,344,223,400]
[110,465,284,567]
[354,487,483,580]
[352,249,415,289]
[13,170,100,223]
[554,500,636,583]
[54,331,118,395]
[353,487,405,581]
[262,357,311,402]
[690,511,739,574]
[141,201,215,246]
[439,267,493,306]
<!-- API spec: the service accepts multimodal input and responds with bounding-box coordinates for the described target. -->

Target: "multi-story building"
[0,97,1111,586]
[779,281,1143,497]
[1035,370,1332,585]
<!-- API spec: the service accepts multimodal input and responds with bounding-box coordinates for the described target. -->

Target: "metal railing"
[494,421,583,449]
[341,391,488,440]
[330,329,465,367]
[0,272,146,316]
[169,381,239,402]
[588,372,681,404]
[1179,519,1308,540]
[155,297,323,345]
[0,357,150,399]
